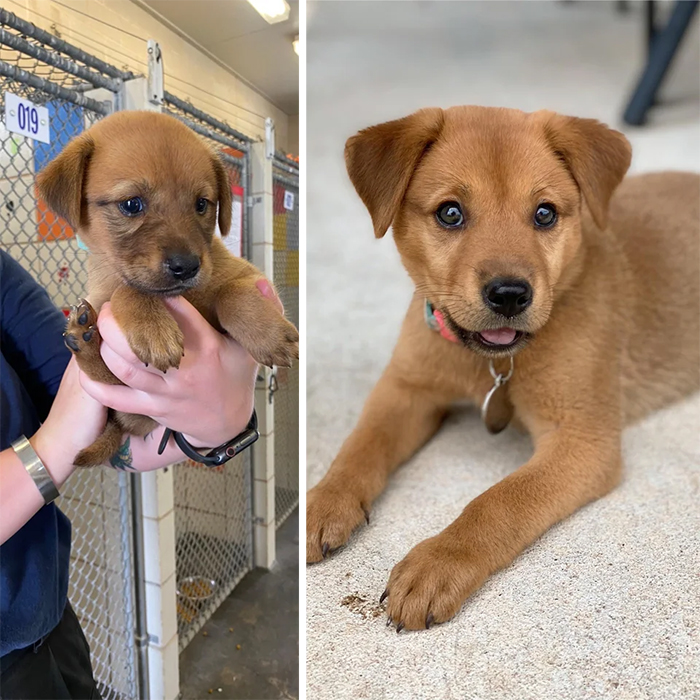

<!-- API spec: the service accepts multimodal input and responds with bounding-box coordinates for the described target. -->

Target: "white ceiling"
[136,0,299,115]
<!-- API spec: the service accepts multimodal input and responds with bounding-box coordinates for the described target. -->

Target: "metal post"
[147,40,163,108]
[130,474,150,700]
[623,0,699,126]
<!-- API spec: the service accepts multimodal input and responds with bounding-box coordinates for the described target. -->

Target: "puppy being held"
[306,106,699,631]
[37,111,299,468]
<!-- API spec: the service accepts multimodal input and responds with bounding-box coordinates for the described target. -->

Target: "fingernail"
[426,613,434,630]
[321,543,329,558]
[396,622,405,634]
[363,508,370,526]
[386,617,392,627]
[379,589,389,604]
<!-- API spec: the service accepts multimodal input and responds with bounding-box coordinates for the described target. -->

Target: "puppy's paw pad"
[306,485,368,563]
[64,300,99,354]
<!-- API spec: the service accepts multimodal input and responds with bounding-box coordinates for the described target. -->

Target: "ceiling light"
[293,35,299,56]
[246,0,290,24]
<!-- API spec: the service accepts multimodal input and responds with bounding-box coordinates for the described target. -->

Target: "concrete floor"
[179,510,299,700]
[306,2,699,699]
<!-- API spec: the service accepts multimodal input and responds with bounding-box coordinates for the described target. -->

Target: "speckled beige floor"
[306,2,700,698]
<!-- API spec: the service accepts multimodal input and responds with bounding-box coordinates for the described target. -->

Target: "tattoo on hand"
[110,437,135,471]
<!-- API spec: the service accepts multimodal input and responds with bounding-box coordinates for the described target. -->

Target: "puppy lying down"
[36,111,299,467]
[306,106,699,631]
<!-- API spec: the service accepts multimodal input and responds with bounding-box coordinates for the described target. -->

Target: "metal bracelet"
[11,435,60,505]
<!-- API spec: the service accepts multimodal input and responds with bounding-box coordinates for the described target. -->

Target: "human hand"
[31,357,108,486]
[80,284,283,448]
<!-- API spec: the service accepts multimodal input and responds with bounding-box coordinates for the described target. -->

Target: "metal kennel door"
[0,11,139,699]
[272,155,300,527]
[161,91,257,650]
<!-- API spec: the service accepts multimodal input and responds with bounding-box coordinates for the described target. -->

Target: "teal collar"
[424,299,441,332]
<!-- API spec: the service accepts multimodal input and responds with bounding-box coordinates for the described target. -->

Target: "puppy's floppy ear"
[212,154,232,237]
[36,133,94,229]
[345,108,444,238]
[539,111,631,230]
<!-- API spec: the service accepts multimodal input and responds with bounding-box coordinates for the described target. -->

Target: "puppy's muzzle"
[482,278,532,318]
[164,253,200,282]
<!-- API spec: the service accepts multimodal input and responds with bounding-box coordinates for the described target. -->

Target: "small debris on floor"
[202,631,208,637]
[236,644,242,650]
[341,591,383,620]
[207,690,213,694]
[228,627,234,632]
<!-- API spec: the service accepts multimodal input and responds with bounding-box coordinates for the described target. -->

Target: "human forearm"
[0,433,76,545]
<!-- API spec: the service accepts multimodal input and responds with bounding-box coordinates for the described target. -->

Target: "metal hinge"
[247,194,263,208]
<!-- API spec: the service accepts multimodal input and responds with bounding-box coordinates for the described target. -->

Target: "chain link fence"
[272,157,299,527]
[0,13,139,699]
[162,91,258,650]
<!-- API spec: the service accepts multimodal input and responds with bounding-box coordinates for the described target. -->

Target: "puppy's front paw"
[252,316,299,369]
[384,535,488,632]
[127,316,184,372]
[64,299,99,355]
[306,483,369,563]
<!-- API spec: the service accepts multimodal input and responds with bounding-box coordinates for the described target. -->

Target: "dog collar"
[425,298,514,433]
[424,299,459,342]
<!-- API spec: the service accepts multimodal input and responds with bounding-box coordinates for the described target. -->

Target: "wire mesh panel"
[0,19,138,700]
[272,164,299,527]
[167,99,255,651]
[173,452,253,650]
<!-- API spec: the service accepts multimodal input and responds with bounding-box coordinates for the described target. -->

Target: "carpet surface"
[306,3,700,698]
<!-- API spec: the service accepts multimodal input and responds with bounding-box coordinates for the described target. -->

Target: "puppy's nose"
[165,253,200,281]
[483,278,533,318]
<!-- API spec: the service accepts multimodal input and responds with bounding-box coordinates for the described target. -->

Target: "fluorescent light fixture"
[246,0,290,24]
[293,35,299,56]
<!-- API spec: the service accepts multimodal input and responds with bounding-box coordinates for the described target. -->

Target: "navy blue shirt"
[0,250,72,656]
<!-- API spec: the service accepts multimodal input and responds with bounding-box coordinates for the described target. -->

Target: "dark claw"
[82,328,93,342]
[363,507,370,526]
[396,621,405,634]
[321,543,330,558]
[379,589,389,604]
[64,334,80,352]
[386,617,393,627]
[144,363,148,367]
[426,613,434,630]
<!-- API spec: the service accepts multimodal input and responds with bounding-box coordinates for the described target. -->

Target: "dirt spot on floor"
[340,592,384,620]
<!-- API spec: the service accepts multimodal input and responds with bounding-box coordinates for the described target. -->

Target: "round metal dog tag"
[481,358,514,434]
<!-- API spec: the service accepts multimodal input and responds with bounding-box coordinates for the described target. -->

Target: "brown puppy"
[306,106,699,631]
[37,111,299,467]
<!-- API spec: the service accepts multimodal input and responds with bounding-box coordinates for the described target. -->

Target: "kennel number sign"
[4,93,50,144]
[283,190,294,211]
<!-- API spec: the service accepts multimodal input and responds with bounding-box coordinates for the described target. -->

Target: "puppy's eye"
[196,198,208,214]
[435,201,464,228]
[118,197,144,217]
[534,203,557,228]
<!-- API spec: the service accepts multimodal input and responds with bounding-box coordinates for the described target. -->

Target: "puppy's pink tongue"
[479,328,517,345]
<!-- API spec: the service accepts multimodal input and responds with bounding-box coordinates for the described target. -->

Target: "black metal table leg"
[623,0,699,126]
